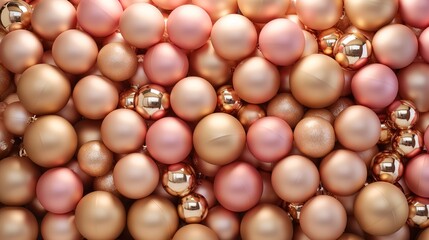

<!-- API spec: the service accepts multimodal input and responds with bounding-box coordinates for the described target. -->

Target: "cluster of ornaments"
[1,0,429,240]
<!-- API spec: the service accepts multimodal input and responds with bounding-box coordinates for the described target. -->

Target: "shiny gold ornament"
[408,196,429,229]
[120,84,170,120]
[217,85,242,114]
[387,100,419,130]
[393,129,423,158]
[371,151,404,184]
[177,193,208,223]
[379,122,394,145]
[318,28,343,56]
[0,1,32,32]
[162,163,196,197]
[333,33,372,70]
[285,202,303,222]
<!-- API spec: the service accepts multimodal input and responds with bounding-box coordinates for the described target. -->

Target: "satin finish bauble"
[296,0,343,30]
[294,117,335,158]
[204,206,239,240]
[77,140,113,177]
[0,207,38,240]
[192,0,238,22]
[404,154,429,198]
[399,0,429,28]
[344,0,398,31]
[41,212,81,240]
[237,0,289,23]
[97,42,138,82]
[3,102,32,135]
[172,224,219,240]
[398,63,429,112]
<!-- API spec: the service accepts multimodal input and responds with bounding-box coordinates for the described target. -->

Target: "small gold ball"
[135,84,170,120]
[371,151,404,184]
[0,1,32,32]
[119,88,138,110]
[177,193,208,223]
[217,85,242,114]
[318,28,343,56]
[392,129,423,158]
[284,202,303,222]
[387,100,419,130]
[408,196,429,229]
[162,162,196,197]
[379,122,394,145]
[333,33,372,70]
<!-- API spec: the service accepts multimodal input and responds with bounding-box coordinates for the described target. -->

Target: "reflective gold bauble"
[392,129,423,158]
[371,151,404,184]
[285,202,303,222]
[333,33,372,70]
[387,100,419,130]
[408,196,429,229]
[217,85,242,114]
[318,28,343,56]
[135,84,169,120]
[0,0,32,32]
[379,122,393,145]
[177,193,208,224]
[162,162,196,197]
[119,87,137,110]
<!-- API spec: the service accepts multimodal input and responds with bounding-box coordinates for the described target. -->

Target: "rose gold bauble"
[354,182,409,236]
[24,115,77,167]
[320,149,367,196]
[294,117,335,158]
[405,154,429,198]
[237,0,289,23]
[3,101,31,135]
[233,57,280,104]
[77,140,114,177]
[247,116,293,162]
[128,195,179,240]
[31,0,76,41]
[241,204,293,240]
[237,104,266,129]
[420,27,429,62]
[97,42,138,82]
[296,0,343,30]
[193,113,246,165]
[267,93,304,128]
[113,153,159,199]
[119,3,164,48]
[93,171,119,196]
[36,168,83,214]
[259,18,304,66]
[66,159,93,190]
[372,24,418,69]
[0,156,39,205]
[334,105,381,151]
[41,212,81,240]
[193,155,220,177]
[75,191,126,240]
[119,0,150,8]
[0,29,42,73]
[143,42,189,86]
[290,54,344,108]
[194,179,217,208]
[56,97,81,124]
[100,109,147,154]
[204,205,240,240]
[210,14,257,61]
[152,0,188,10]
[398,63,429,112]
[271,155,319,203]
[399,0,429,28]
[214,162,263,212]
[74,119,102,147]
[172,224,219,240]
[303,109,335,124]
[170,76,217,122]
[52,29,98,74]
[300,195,347,240]
[192,0,238,22]
[76,0,123,37]
[0,207,38,240]
[17,64,70,115]
[344,0,398,31]
[161,162,196,197]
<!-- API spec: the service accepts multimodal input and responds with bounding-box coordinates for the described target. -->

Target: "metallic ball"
[285,202,304,222]
[408,196,429,229]
[0,0,32,32]
[119,87,137,110]
[333,33,372,70]
[393,129,423,158]
[162,162,196,197]
[318,28,343,56]
[134,84,170,120]
[217,85,242,114]
[379,122,394,145]
[387,100,419,130]
[371,151,404,184]
[237,104,266,129]
[177,193,209,224]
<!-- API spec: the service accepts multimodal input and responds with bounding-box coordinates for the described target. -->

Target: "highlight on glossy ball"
[387,100,419,130]
[178,193,209,223]
[334,33,372,70]
[407,196,429,229]
[371,151,404,184]
[393,129,423,158]
[162,162,196,197]
[217,85,242,114]
[0,0,32,32]
[133,84,170,120]
[318,28,343,56]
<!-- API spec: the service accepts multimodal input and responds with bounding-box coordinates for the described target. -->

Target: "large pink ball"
[404,154,429,197]
[399,0,429,29]
[351,64,398,109]
[77,0,123,37]
[214,162,263,212]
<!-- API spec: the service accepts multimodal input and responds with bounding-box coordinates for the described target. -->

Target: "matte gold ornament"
[387,100,419,130]
[177,193,208,223]
[318,28,343,56]
[0,0,32,32]
[393,129,423,158]
[162,162,196,197]
[333,33,372,70]
[217,85,242,114]
[408,196,429,229]
[120,84,170,120]
[371,151,404,184]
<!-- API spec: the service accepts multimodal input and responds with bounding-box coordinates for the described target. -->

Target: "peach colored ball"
[167,4,212,50]
[399,0,429,28]
[77,0,123,37]
[259,18,305,66]
[420,27,429,63]
[351,64,398,109]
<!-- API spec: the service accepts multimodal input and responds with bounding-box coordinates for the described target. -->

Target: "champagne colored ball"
[97,42,138,82]
[296,0,343,30]
[398,63,429,112]
[192,0,238,22]
[0,207,38,240]
[204,205,240,240]
[294,117,335,158]
[267,93,304,128]
[404,154,429,198]
[74,119,102,148]
[172,224,219,240]
[77,140,114,177]
[41,212,81,240]
[3,101,31,135]
[344,0,398,31]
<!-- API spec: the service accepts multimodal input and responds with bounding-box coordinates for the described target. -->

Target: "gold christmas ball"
[162,162,196,197]
[177,193,208,224]
[285,202,303,222]
[119,87,138,110]
[217,85,242,114]
[333,33,372,70]
[318,28,343,56]
[408,196,429,229]
[134,84,170,120]
[393,129,423,158]
[379,122,394,145]
[0,0,32,32]
[371,151,404,184]
[387,100,419,130]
